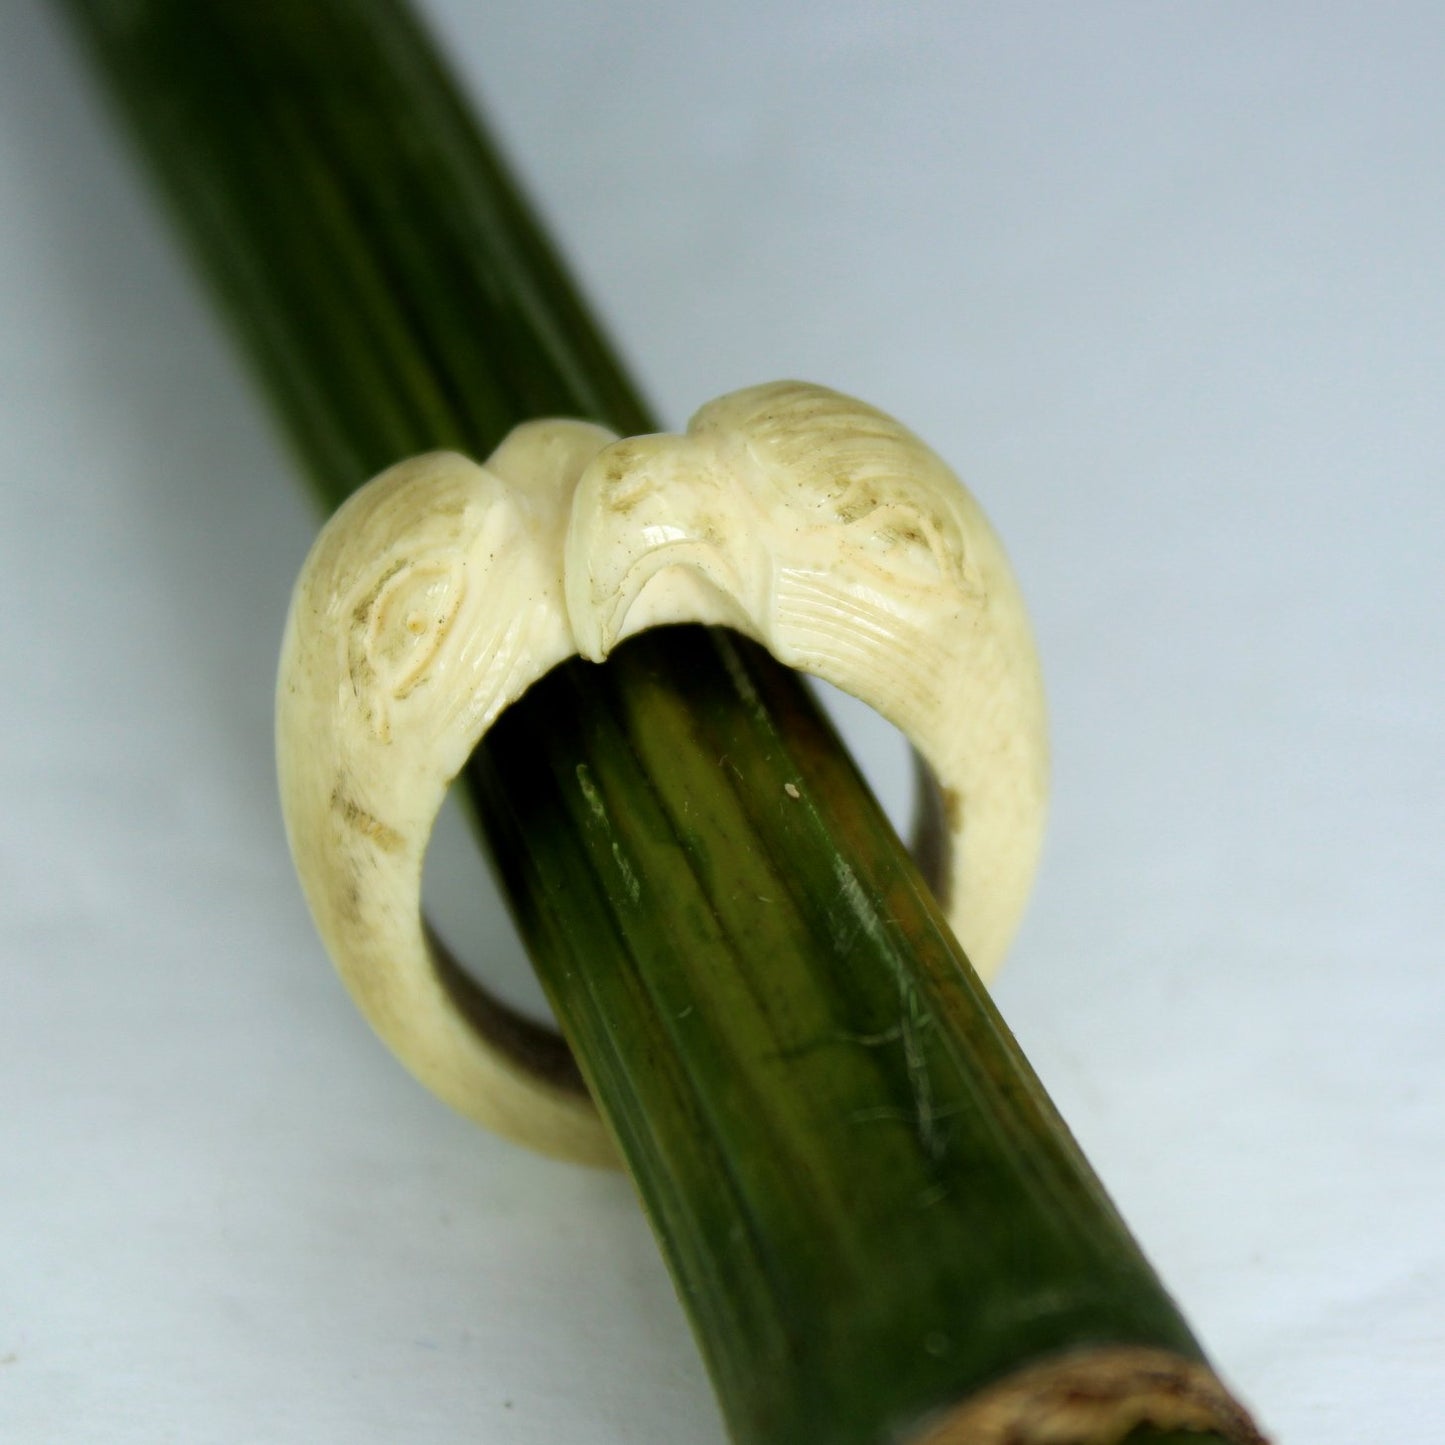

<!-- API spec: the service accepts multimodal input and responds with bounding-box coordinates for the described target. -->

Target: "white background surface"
[2,2,1441,1440]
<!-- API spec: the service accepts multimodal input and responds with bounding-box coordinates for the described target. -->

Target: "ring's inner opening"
[812,676,952,900]
[419,637,951,1095]
[808,678,915,839]
[422,782,557,1027]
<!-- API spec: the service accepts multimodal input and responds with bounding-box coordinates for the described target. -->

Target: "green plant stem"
[60,2,1255,1442]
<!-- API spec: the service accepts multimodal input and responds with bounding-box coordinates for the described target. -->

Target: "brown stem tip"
[909,1347,1268,1445]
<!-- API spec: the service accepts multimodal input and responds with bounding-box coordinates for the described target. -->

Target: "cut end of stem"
[908,1347,1266,1445]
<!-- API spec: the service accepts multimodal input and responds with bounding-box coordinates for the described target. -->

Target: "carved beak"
[564,432,762,660]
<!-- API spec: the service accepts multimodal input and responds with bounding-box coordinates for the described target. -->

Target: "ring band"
[276,382,1047,1165]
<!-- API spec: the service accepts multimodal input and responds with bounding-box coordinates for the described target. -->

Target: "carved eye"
[362,557,466,700]
[841,499,963,587]
[593,441,658,514]
[766,460,963,589]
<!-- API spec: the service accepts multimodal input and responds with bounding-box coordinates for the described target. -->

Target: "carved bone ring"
[276,381,1048,1165]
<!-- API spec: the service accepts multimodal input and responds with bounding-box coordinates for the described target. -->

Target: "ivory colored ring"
[276,381,1047,1166]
